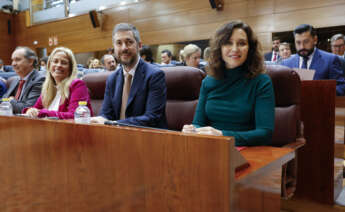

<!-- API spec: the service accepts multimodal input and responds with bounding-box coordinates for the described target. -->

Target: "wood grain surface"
[0,116,295,211]
[4,0,345,55]
[297,80,336,204]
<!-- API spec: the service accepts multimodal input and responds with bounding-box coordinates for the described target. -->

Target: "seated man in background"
[161,49,172,65]
[101,54,117,71]
[2,46,45,113]
[264,37,280,62]
[0,59,17,80]
[91,23,167,128]
[281,24,345,96]
[331,34,345,59]
[330,34,345,76]
[140,45,155,64]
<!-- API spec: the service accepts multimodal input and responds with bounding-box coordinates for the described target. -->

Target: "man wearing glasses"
[330,34,345,77]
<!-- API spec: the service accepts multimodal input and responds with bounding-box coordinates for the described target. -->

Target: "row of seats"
[83,65,303,147]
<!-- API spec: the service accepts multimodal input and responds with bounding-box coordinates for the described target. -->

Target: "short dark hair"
[40,56,48,64]
[112,23,140,43]
[272,37,280,42]
[293,24,316,37]
[208,20,264,79]
[15,46,38,68]
[161,49,172,57]
[140,45,154,63]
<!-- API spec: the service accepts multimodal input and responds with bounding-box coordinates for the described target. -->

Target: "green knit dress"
[193,65,275,146]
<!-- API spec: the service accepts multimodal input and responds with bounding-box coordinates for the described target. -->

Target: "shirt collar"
[121,55,140,77]
[298,48,316,69]
[22,69,34,81]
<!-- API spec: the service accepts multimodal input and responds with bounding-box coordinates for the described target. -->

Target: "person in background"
[200,47,210,67]
[89,58,103,69]
[101,54,117,71]
[183,44,202,69]
[330,34,345,76]
[331,34,345,59]
[140,45,155,64]
[39,56,48,72]
[24,47,93,119]
[161,49,172,65]
[86,57,95,69]
[264,37,280,62]
[91,23,167,128]
[280,24,345,95]
[178,49,184,63]
[0,59,4,71]
[182,20,275,146]
[107,47,114,55]
[3,46,45,114]
[278,42,292,60]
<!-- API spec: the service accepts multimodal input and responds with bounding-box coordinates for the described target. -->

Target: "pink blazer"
[23,79,93,119]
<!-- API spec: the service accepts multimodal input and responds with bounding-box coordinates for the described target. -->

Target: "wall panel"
[6,0,345,56]
[0,12,14,64]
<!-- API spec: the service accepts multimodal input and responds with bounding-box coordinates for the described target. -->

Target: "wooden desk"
[0,116,293,211]
[297,80,336,204]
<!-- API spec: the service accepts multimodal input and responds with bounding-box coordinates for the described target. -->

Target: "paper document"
[292,68,315,80]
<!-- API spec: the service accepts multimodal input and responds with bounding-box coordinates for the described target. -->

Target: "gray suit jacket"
[3,70,45,114]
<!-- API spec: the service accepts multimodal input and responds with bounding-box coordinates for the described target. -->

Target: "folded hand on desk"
[182,125,223,136]
[25,108,40,118]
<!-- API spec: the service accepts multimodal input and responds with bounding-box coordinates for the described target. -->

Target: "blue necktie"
[301,57,308,69]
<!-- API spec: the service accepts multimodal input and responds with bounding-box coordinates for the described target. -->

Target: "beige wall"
[8,0,345,56]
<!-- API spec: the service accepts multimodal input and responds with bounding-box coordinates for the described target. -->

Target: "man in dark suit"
[281,24,345,96]
[331,34,345,59]
[264,37,280,62]
[3,46,45,113]
[330,34,345,76]
[91,23,167,128]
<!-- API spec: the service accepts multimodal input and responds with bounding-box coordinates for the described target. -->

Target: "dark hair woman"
[182,20,275,146]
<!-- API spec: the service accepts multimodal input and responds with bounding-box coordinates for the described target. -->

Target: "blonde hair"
[183,44,201,60]
[42,47,78,108]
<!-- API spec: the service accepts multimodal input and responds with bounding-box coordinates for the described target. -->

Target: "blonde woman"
[24,47,93,119]
[183,44,201,68]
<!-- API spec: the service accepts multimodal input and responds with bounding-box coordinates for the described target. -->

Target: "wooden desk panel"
[297,80,336,204]
[0,116,294,211]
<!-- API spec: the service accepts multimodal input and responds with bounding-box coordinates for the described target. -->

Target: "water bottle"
[74,101,90,124]
[0,98,13,116]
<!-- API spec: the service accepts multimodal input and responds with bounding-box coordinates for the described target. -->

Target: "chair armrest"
[282,137,306,150]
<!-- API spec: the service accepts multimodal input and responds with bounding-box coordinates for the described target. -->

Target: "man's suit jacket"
[338,55,345,77]
[264,51,280,62]
[3,70,45,113]
[100,59,168,128]
[280,48,345,95]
